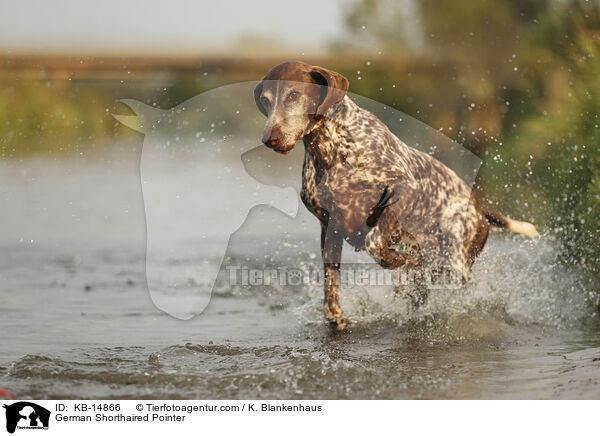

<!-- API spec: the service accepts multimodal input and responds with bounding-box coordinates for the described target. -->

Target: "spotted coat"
[300,96,487,278]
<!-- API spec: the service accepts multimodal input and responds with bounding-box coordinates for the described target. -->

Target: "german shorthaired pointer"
[254,61,538,330]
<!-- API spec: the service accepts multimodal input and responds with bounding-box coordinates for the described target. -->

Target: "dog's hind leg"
[364,209,421,269]
[365,210,428,307]
[390,265,429,309]
[403,269,429,308]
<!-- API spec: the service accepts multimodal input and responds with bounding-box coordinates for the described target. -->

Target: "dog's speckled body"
[254,61,538,329]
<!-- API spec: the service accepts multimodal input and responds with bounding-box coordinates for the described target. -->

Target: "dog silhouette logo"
[3,402,50,433]
[113,82,299,319]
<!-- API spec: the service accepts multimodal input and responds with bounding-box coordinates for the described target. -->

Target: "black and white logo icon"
[3,402,50,434]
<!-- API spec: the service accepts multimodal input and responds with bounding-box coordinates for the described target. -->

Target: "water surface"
[1,154,599,399]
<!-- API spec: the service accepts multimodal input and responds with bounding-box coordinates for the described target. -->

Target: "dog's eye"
[261,96,270,108]
[287,91,299,101]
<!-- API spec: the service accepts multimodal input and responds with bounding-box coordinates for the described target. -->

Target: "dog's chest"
[300,148,388,235]
[300,151,325,221]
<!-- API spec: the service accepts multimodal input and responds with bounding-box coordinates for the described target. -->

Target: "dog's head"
[254,61,349,154]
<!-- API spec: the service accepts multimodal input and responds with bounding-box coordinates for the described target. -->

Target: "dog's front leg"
[320,221,347,330]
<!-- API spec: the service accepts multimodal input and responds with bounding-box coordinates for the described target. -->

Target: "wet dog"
[254,61,538,329]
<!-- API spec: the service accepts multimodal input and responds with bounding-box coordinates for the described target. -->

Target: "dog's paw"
[328,317,349,331]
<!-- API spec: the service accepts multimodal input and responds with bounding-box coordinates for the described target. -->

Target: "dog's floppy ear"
[310,66,349,118]
[254,80,267,116]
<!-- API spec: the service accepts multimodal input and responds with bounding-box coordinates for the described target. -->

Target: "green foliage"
[0,72,215,158]
[519,1,600,273]
[0,73,116,157]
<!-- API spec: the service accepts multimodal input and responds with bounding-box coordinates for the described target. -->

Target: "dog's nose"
[262,130,281,148]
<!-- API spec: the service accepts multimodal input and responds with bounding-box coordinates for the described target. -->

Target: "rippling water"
[1,155,600,399]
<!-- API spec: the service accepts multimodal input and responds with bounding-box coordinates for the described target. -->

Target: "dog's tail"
[483,209,539,237]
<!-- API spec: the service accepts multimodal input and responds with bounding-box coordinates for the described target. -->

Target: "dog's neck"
[302,96,358,170]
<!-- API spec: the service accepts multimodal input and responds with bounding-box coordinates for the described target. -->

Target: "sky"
[0,0,347,54]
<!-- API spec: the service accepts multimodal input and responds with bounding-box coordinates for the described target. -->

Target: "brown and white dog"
[254,61,538,330]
